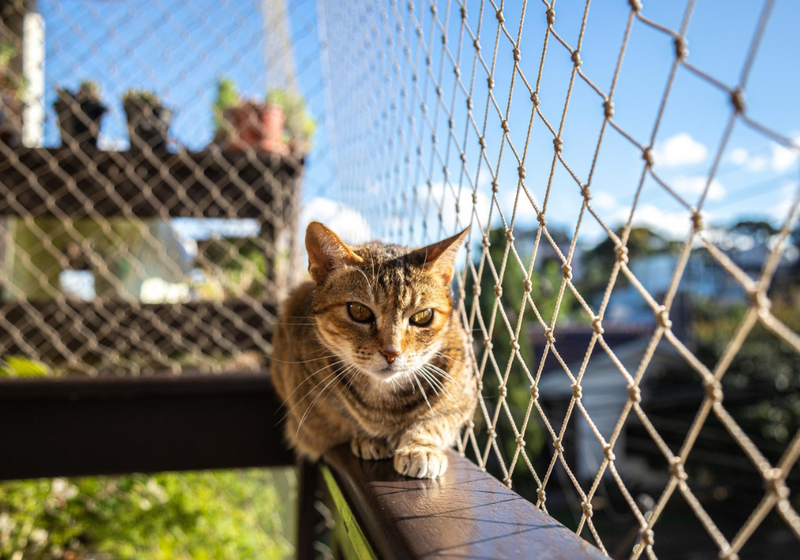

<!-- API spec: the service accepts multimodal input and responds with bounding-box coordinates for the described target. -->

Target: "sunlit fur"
[272,223,478,479]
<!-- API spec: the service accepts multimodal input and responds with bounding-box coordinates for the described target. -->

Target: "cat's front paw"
[393,446,448,479]
[351,436,394,460]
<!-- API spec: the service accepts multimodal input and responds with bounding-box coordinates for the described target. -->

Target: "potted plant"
[0,41,24,147]
[213,77,289,155]
[266,88,315,156]
[123,89,173,152]
[54,80,107,150]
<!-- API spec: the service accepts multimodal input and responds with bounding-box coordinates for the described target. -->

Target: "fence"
[1,0,800,559]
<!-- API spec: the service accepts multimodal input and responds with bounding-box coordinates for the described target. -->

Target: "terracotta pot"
[223,101,289,155]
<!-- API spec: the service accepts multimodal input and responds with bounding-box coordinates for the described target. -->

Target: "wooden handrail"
[322,444,606,559]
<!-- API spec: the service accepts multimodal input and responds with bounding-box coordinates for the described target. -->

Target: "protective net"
[0,0,799,558]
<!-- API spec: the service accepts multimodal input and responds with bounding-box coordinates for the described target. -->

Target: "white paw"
[393,447,448,479]
[350,437,394,460]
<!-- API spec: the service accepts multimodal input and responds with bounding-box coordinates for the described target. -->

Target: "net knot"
[537,488,547,503]
[691,211,704,232]
[545,328,555,345]
[510,337,520,351]
[545,8,555,25]
[494,283,503,298]
[704,378,723,403]
[460,6,467,20]
[505,229,515,242]
[487,427,496,439]
[628,0,643,11]
[498,383,508,398]
[502,477,512,488]
[561,263,573,280]
[518,165,526,179]
[670,457,688,481]
[581,184,592,200]
[523,279,533,293]
[553,137,564,153]
[487,76,495,89]
[673,36,688,60]
[571,50,582,67]
[430,4,437,15]
[571,383,583,399]
[461,152,467,163]
[627,384,642,403]
[603,444,616,462]
[468,420,475,430]
[640,528,655,547]
[764,468,790,499]
[554,438,564,454]
[530,385,540,400]
[512,47,521,62]
[531,91,540,106]
[581,501,594,518]
[591,317,604,335]
[495,8,504,23]
[501,119,510,133]
[482,234,491,248]
[615,244,629,264]
[491,180,499,193]
[467,98,473,110]
[472,284,481,296]
[642,147,654,167]
[515,434,526,447]
[731,88,746,114]
[473,38,481,51]
[537,212,547,226]
[603,99,615,118]
[747,288,771,314]
[656,306,672,329]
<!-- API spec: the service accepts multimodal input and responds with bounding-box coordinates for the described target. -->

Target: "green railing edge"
[320,464,378,560]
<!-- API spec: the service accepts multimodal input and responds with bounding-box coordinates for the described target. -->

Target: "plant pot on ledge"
[123,90,173,153]
[222,101,289,156]
[54,81,107,151]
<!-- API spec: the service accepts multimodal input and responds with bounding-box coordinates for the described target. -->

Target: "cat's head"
[305,221,469,383]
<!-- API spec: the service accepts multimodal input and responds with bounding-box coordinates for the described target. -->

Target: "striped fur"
[271,223,477,478]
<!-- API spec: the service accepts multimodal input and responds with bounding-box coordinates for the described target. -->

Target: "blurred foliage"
[467,226,582,488]
[212,77,240,132]
[0,356,51,378]
[0,470,295,560]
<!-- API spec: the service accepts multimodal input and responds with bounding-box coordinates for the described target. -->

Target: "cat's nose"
[381,349,401,363]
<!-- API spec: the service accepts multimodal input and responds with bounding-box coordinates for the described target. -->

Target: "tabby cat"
[271,222,477,478]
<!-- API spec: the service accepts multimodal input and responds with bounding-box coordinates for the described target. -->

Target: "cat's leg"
[350,435,395,460]
[393,414,463,479]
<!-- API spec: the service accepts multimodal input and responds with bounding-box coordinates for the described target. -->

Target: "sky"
[37,0,800,249]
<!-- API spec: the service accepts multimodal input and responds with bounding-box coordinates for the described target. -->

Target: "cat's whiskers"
[275,361,346,424]
[419,365,465,416]
[412,372,434,415]
[424,362,465,390]
[274,358,346,412]
[296,364,355,437]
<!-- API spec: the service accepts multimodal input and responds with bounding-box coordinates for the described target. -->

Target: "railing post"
[296,459,319,560]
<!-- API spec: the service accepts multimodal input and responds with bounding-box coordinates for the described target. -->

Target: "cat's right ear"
[305,221,364,285]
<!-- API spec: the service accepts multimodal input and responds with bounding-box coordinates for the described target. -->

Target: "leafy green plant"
[0,470,295,559]
[266,88,315,145]
[122,89,161,106]
[213,77,240,131]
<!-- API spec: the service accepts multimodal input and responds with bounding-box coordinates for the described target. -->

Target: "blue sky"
[39,0,800,247]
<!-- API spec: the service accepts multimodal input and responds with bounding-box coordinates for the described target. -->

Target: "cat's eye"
[347,302,374,323]
[409,308,434,326]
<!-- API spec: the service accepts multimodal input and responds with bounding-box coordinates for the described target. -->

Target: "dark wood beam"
[0,372,293,480]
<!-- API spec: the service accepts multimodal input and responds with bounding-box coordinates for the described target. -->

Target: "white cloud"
[97,134,127,151]
[653,133,708,168]
[671,175,726,201]
[300,197,372,245]
[592,191,618,211]
[612,203,697,240]
[772,137,800,173]
[728,147,768,172]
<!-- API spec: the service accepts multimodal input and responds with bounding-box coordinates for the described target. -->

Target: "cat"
[271,221,478,479]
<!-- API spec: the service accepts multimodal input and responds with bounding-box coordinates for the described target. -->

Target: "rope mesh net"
[0,0,798,557]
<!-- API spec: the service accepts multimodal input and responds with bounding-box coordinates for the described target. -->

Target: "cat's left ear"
[306,221,364,285]
[412,227,470,284]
